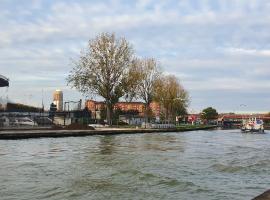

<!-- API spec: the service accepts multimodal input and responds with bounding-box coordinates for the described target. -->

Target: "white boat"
[241,117,264,133]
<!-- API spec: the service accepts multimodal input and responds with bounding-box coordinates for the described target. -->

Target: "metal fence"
[0,112,52,128]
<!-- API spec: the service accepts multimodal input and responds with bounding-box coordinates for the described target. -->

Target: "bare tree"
[123,58,142,102]
[67,33,134,125]
[137,58,161,123]
[155,75,189,123]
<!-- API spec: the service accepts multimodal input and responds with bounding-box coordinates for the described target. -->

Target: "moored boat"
[241,117,264,133]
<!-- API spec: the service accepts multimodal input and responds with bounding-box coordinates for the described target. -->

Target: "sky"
[0,0,270,113]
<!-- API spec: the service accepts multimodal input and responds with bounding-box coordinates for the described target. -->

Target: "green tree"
[154,75,189,123]
[67,33,137,125]
[201,107,218,122]
[123,59,142,102]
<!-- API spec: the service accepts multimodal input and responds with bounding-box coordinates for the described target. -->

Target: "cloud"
[225,47,270,57]
[0,0,270,112]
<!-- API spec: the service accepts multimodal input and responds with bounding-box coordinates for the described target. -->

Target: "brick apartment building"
[85,100,160,119]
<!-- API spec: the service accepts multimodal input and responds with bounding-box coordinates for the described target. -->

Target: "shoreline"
[0,125,217,140]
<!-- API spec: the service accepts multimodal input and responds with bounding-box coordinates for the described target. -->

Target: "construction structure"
[49,98,90,126]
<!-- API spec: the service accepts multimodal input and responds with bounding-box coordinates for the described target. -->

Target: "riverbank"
[0,125,217,140]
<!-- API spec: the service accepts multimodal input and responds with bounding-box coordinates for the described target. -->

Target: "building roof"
[86,100,145,104]
[219,114,270,120]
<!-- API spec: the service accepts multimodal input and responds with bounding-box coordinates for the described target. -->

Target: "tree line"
[68,33,189,125]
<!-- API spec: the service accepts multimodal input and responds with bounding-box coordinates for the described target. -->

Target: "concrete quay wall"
[0,126,217,140]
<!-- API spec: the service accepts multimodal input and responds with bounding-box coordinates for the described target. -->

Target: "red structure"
[85,100,160,119]
[218,114,270,121]
[187,114,201,124]
[218,113,270,127]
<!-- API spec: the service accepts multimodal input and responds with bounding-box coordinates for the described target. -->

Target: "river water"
[0,129,269,200]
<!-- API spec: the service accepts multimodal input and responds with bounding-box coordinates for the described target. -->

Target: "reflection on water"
[141,134,186,153]
[98,136,117,155]
[0,130,270,200]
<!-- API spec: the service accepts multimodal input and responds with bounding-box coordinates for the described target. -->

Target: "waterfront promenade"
[0,125,216,140]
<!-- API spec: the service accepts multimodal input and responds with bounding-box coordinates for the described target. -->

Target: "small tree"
[136,58,160,123]
[67,33,135,125]
[201,107,218,122]
[123,59,142,102]
[154,75,189,123]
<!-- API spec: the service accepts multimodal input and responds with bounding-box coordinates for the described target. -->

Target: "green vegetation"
[154,75,189,123]
[201,107,218,122]
[68,32,189,126]
[68,33,136,125]
[135,58,160,123]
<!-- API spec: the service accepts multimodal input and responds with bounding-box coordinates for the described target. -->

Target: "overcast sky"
[1,0,270,113]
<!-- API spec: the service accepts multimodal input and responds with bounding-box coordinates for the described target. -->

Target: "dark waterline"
[0,130,269,200]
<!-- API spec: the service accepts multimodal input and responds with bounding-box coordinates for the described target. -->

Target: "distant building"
[53,90,63,111]
[187,114,202,124]
[85,100,161,119]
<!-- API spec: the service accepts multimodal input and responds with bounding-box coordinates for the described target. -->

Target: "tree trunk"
[165,107,169,124]
[144,103,150,128]
[106,103,113,126]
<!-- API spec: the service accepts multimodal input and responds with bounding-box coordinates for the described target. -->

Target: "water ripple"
[0,130,270,200]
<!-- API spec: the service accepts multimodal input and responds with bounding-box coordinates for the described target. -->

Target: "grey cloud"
[1,0,270,111]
